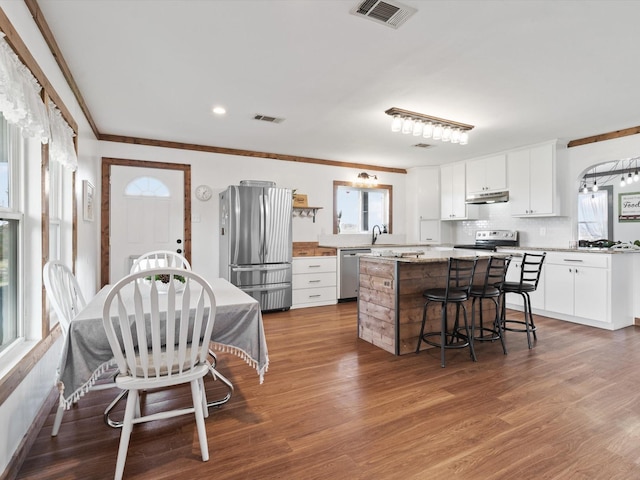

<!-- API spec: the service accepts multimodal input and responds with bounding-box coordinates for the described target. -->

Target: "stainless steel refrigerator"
[219,181,293,311]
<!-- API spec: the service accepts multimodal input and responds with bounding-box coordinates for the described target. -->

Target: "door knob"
[177,249,182,254]
[177,239,182,244]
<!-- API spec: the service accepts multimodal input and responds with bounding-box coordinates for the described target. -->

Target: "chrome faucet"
[372,224,382,245]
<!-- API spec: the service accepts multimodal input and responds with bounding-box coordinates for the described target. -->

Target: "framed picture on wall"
[83,180,95,222]
[618,191,640,222]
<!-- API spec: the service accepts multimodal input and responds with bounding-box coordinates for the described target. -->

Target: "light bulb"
[627,172,633,184]
[582,184,588,194]
[451,129,461,144]
[442,126,452,142]
[634,170,639,182]
[391,115,402,132]
[401,118,413,134]
[592,181,598,192]
[422,122,433,138]
[459,131,469,145]
[412,121,423,136]
[621,176,626,188]
[432,124,443,140]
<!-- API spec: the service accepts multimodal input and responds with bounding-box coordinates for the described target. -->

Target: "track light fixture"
[385,107,474,145]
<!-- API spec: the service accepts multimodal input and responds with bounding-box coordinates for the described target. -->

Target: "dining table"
[56,277,269,411]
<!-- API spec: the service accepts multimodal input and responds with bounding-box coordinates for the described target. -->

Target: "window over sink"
[333,181,392,234]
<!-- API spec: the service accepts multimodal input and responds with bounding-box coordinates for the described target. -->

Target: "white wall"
[97,141,408,284]
[0,1,100,474]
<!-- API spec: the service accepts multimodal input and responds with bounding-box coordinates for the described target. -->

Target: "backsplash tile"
[456,203,572,247]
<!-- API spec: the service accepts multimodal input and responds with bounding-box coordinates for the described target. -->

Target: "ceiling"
[35,0,640,171]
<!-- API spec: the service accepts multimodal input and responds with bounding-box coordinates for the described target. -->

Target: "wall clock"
[195,184,213,201]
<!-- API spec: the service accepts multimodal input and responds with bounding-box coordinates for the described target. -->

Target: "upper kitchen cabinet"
[441,162,472,220]
[412,166,440,220]
[466,154,507,195]
[507,142,561,217]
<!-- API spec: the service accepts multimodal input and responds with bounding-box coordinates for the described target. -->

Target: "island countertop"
[359,249,502,263]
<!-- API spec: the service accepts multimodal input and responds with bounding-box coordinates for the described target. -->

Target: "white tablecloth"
[57,278,268,408]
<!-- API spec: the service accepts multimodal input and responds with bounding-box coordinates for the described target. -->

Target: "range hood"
[465,190,509,204]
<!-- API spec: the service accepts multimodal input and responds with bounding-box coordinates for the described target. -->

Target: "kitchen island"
[358,249,502,355]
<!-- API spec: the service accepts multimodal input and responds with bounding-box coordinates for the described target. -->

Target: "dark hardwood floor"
[15,302,640,479]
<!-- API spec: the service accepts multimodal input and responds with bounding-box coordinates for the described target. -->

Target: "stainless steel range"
[453,230,519,251]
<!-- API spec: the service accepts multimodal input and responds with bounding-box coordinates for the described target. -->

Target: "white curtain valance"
[0,32,50,143]
[48,100,78,171]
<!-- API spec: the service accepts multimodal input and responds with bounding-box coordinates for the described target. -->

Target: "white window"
[336,186,388,233]
[125,176,170,197]
[0,116,23,355]
[49,158,62,261]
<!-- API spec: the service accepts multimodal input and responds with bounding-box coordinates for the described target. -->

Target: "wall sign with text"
[618,192,640,222]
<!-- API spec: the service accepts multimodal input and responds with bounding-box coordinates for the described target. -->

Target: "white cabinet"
[419,219,441,244]
[544,253,609,323]
[507,142,559,216]
[414,166,441,220]
[292,256,337,309]
[498,249,635,331]
[466,154,507,194]
[440,162,469,220]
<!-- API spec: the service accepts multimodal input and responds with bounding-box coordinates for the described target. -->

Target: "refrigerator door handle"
[231,186,240,265]
[259,191,266,261]
[240,284,291,293]
[232,265,291,272]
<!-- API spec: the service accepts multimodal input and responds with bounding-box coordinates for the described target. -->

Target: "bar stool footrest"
[472,326,502,342]
[502,318,536,333]
[421,331,471,349]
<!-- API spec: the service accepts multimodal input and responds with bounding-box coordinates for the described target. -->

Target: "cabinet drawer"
[293,272,336,289]
[293,286,336,305]
[292,257,336,274]
[545,252,609,268]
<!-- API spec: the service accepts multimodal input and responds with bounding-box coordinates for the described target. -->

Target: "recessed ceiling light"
[212,106,226,115]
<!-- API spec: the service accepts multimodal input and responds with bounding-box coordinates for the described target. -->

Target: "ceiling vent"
[253,114,285,124]
[413,143,433,149]
[350,0,417,29]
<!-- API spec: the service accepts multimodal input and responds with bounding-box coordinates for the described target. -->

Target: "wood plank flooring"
[14,303,640,479]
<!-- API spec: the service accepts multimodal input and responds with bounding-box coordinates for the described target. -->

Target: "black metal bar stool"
[469,255,512,356]
[501,252,546,349]
[416,256,478,368]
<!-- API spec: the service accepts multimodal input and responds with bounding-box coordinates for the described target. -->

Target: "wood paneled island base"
[358,251,499,356]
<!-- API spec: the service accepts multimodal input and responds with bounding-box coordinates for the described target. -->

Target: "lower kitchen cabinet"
[292,256,337,309]
[499,249,635,330]
[544,252,612,325]
[544,257,608,322]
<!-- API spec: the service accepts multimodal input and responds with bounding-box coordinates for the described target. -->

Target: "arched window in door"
[124,176,170,197]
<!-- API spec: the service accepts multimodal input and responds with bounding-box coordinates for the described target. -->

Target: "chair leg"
[51,400,65,437]
[416,301,429,353]
[440,303,447,368]
[493,297,507,355]
[114,389,138,480]
[523,293,535,349]
[461,303,477,362]
[190,379,210,462]
[527,293,537,341]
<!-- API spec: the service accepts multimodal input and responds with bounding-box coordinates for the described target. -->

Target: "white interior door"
[109,165,184,282]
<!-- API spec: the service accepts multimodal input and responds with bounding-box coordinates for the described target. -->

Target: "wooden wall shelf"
[293,206,322,223]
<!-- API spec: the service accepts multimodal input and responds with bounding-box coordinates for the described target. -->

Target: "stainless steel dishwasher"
[339,248,371,300]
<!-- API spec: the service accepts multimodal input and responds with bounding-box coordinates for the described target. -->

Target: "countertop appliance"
[219,180,293,311]
[453,230,519,251]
